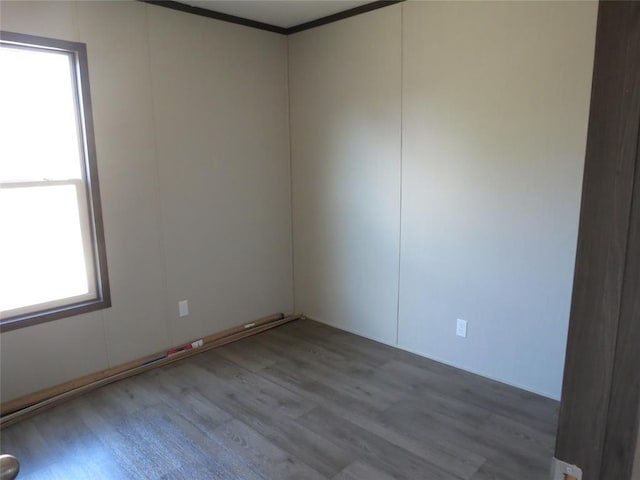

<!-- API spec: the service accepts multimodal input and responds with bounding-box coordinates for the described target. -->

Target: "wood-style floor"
[0,319,558,479]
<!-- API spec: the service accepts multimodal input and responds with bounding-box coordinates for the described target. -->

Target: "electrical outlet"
[178,300,189,317]
[456,319,467,338]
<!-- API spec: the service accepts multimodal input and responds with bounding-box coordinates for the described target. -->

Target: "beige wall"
[289,0,597,399]
[398,1,596,399]
[0,0,292,402]
[289,5,402,344]
[1,0,598,403]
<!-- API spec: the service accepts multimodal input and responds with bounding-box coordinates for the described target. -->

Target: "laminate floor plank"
[269,321,396,368]
[260,360,383,418]
[186,353,318,420]
[160,361,351,477]
[332,461,397,480]
[214,335,284,373]
[254,327,349,365]
[260,360,486,479]
[211,419,327,480]
[298,406,463,480]
[276,356,402,411]
[76,398,266,480]
[0,419,54,476]
[378,359,558,435]
[18,457,129,480]
[0,319,558,479]
[255,337,409,410]
[284,322,558,423]
[379,397,551,478]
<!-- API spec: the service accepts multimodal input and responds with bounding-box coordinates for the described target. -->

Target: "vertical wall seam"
[395,3,404,346]
[286,37,296,313]
[143,3,173,349]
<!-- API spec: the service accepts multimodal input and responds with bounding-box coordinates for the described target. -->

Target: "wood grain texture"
[599,20,640,473]
[332,461,396,480]
[634,425,640,479]
[0,320,558,479]
[600,169,640,476]
[556,2,640,478]
[556,1,640,478]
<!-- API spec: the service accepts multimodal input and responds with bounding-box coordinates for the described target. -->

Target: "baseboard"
[0,312,301,427]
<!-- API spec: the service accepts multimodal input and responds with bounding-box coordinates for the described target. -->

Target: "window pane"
[1,32,109,330]
[0,184,89,312]
[0,45,82,182]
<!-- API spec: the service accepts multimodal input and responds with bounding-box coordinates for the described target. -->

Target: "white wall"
[289,5,402,344]
[289,1,597,399]
[0,0,292,402]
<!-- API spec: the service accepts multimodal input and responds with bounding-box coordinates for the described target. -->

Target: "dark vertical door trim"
[555,2,640,479]
[600,119,640,480]
[634,426,640,478]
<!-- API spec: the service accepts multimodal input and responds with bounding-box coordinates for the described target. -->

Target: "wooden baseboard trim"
[0,312,301,427]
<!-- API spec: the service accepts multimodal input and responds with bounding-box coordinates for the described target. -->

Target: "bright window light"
[0,31,110,330]
[0,46,82,182]
[0,185,90,311]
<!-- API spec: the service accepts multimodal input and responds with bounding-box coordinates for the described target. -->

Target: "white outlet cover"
[178,300,189,317]
[456,319,467,338]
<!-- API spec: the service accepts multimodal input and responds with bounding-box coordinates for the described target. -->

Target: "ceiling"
[181,1,372,29]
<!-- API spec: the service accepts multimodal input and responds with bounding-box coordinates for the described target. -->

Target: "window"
[0,31,110,331]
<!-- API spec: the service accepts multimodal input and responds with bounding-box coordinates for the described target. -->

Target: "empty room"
[0,1,638,479]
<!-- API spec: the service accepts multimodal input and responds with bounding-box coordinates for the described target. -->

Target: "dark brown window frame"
[0,31,110,332]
